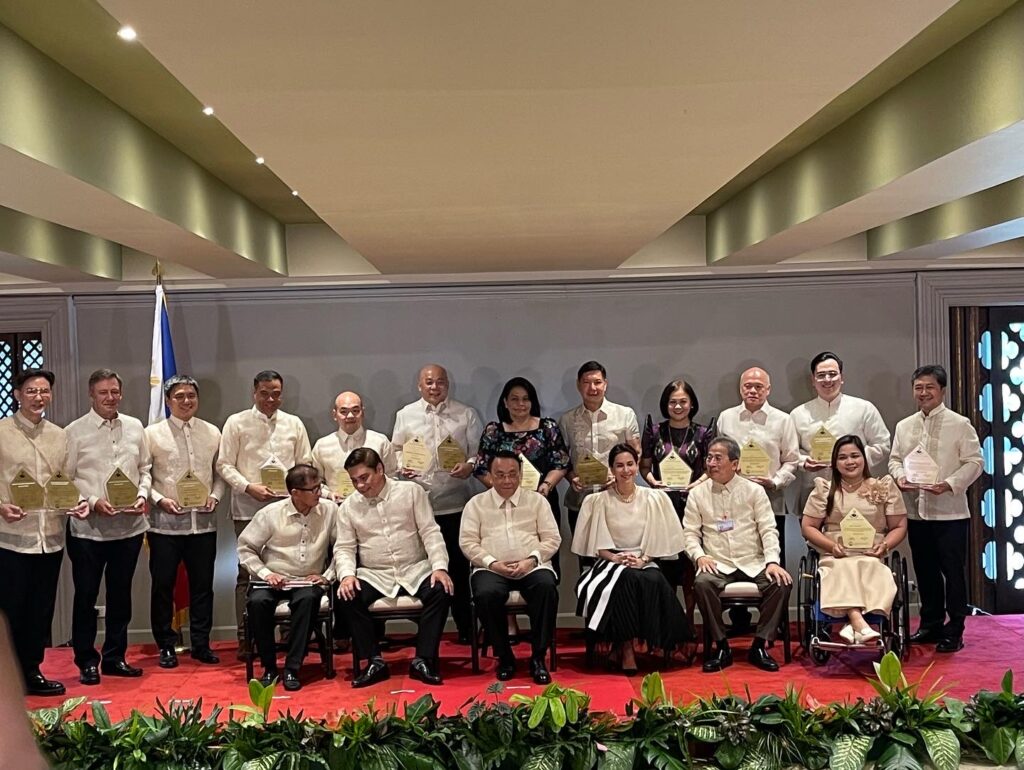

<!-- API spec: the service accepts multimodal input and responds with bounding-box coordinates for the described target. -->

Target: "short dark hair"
[286,464,320,492]
[14,369,55,390]
[88,368,123,390]
[253,370,283,389]
[912,364,947,388]
[810,352,843,374]
[659,379,699,420]
[344,447,382,471]
[577,361,607,381]
[488,450,522,471]
[608,442,638,466]
[496,377,541,423]
[708,437,741,462]
[163,374,199,397]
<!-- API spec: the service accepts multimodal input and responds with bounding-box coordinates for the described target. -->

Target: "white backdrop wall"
[58,271,919,640]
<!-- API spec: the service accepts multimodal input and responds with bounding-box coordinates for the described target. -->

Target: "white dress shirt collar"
[168,415,193,431]
[813,392,843,411]
[88,407,120,428]
[920,403,948,420]
[739,404,769,423]
[487,486,522,509]
[12,410,43,434]
[337,426,367,450]
[250,405,278,425]
[422,398,449,414]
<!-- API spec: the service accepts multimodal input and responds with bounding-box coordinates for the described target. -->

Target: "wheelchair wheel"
[809,637,830,666]
[796,555,807,650]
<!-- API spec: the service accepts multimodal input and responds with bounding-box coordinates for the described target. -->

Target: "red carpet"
[25,615,1024,720]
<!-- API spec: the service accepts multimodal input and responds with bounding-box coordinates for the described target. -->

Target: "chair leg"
[549,630,557,673]
[244,609,254,682]
[470,603,480,674]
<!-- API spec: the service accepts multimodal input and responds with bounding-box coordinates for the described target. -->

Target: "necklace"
[840,479,864,492]
[613,484,637,504]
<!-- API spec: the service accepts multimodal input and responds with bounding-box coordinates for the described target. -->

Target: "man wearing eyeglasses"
[0,369,88,696]
[790,352,891,511]
[237,464,336,692]
[144,375,227,670]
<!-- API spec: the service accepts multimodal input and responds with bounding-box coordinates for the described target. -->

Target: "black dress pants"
[340,577,451,661]
[0,548,62,677]
[908,518,969,637]
[471,569,558,664]
[248,585,325,672]
[148,531,217,651]
[437,512,471,636]
[67,533,144,669]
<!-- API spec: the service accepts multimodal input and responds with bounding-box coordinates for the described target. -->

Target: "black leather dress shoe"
[702,647,733,673]
[159,648,179,669]
[353,658,390,688]
[496,660,515,681]
[747,646,779,672]
[529,658,551,685]
[190,648,220,665]
[259,669,279,687]
[409,658,443,685]
[79,665,101,685]
[102,660,143,677]
[282,670,302,691]
[909,628,943,644]
[25,672,65,696]
[936,636,964,653]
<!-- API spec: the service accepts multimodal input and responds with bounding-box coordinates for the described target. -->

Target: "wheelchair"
[796,547,910,665]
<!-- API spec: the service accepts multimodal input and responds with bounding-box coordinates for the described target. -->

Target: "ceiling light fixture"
[202,106,214,116]
[291,190,299,197]
[255,156,265,165]
[117,25,137,41]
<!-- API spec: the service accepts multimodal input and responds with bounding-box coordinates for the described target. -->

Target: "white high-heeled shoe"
[856,627,881,644]
[839,624,856,644]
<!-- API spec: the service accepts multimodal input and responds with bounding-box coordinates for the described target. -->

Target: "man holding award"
[218,370,312,658]
[392,364,481,644]
[65,369,152,685]
[0,369,88,696]
[714,367,800,563]
[790,352,891,511]
[558,361,641,542]
[144,375,227,669]
[312,391,397,503]
[888,365,982,653]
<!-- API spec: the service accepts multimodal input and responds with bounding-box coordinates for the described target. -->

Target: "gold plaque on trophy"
[401,436,431,473]
[519,453,542,490]
[739,440,771,477]
[436,435,467,472]
[105,467,139,509]
[903,445,939,486]
[575,452,609,487]
[177,470,210,509]
[10,469,44,510]
[659,450,694,488]
[46,471,80,509]
[839,508,877,551]
[810,425,838,463]
[333,471,356,499]
[260,465,287,495]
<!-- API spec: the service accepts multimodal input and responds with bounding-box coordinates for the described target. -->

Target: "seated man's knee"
[693,573,719,595]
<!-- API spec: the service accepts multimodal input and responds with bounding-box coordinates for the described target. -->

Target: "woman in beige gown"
[801,434,907,645]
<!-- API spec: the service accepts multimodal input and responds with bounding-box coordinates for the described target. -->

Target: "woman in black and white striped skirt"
[572,443,693,673]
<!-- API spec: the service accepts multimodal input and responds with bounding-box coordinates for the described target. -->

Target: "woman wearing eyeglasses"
[790,352,892,512]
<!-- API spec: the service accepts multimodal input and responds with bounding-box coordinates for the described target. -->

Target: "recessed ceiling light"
[291,190,299,197]
[117,25,137,41]
[255,156,265,165]
[202,106,214,116]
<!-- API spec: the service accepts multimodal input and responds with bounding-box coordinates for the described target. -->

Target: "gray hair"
[708,436,741,462]
[164,374,199,397]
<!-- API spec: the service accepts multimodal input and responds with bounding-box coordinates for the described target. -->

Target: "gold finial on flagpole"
[151,260,163,283]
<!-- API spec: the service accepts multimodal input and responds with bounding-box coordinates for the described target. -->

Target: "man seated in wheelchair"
[801,435,907,644]
[237,464,337,691]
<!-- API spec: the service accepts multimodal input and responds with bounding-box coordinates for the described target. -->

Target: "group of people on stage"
[0,352,982,696]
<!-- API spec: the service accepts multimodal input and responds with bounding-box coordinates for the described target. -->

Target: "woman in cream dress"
[572,443,692,673]
[801,435,907,645]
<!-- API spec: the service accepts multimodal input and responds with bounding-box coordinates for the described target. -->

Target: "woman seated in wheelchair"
[801,435,907,645]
